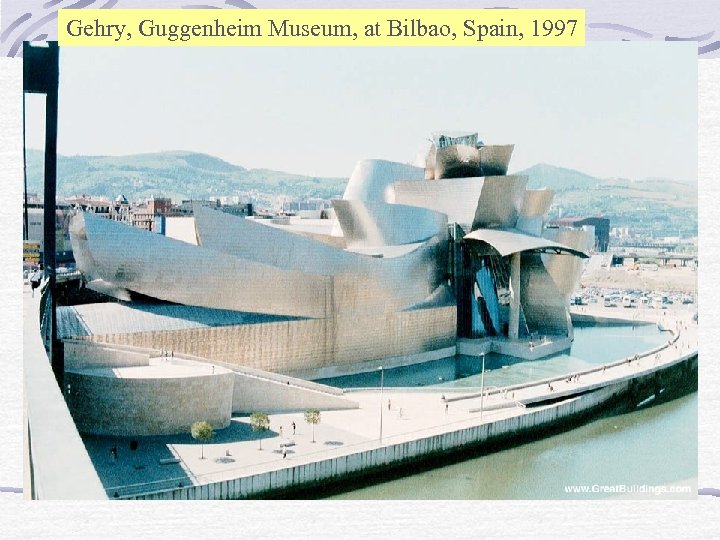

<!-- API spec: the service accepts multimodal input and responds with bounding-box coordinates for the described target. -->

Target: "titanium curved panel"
[71,212,330,318]
[342,159,425,202]
[520,252,571,337]
[472,175,529,229]
[389,177,485,227]
[194,206,448,314]
[425,144,436,180]
[195,205,360,276]
[520,189,555,217]
[478,144,514,176]
[542,227,594,297]
[332,200,447,247]
[434,144,481,179]
[463,228,589,258]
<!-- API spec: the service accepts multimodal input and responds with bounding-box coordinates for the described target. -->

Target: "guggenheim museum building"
[61,131,591,382]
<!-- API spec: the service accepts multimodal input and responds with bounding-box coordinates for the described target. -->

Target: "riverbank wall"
[127,349,696,500]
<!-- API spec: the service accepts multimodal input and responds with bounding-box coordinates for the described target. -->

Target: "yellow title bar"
[58,9,585,47]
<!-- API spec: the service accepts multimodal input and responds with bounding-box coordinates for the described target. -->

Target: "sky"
[25,42,697,180]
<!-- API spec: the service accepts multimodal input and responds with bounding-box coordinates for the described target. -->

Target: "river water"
[324,393,697,500]
[317,324,670,389]
[317,324,697,499]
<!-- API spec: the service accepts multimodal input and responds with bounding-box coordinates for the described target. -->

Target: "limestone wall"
[127,383,621,500]
[231,373,359,414]
[86,305,457,376]
[65,369,234,436]
[64,340,149,370]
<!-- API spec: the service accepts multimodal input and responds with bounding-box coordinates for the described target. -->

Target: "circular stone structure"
[65,358,234,436]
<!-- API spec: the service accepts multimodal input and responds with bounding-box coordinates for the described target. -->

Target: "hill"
[24,151,696,237]
[24,149,348,202]
[515,163,601,191]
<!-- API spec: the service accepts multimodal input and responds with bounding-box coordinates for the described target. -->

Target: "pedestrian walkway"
[85,306,696,498]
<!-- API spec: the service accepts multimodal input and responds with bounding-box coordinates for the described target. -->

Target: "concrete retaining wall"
[85,305,456,376]
[64,340,149,370]
[125,349,696,501]
[65,369,234,436]
[127,383,624,500]
[231,372,359,414]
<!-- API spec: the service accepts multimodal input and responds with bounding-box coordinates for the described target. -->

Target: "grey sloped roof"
[463,228,589,258]
[57,302,301,339]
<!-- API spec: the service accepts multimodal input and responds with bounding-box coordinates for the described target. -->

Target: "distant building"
[130,196,173,232]
[219,203,254,218]
[24,197,74,265]
[550,216,609,252]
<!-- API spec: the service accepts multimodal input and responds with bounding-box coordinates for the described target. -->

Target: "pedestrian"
[30,270,41,297]
[445,402,448,414]
[292,421,296,435]
[279,425,283,437]
[388,399,391,411]
[110,446,117,461]
[282,447,287,459]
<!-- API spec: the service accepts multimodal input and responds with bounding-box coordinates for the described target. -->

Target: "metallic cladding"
[332,199,447,248]
[389,177,486,227]
[342,159,425,201]
[520,252,571,337]
[471,175,529,229]
[542,227,595,297]
[432,143,514,179]
[71,212,331,318]
[463,228,589,258]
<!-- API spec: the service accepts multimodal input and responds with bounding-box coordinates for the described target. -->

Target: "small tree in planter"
[250,412,270,450]
[190,421,214,460]
[304,408,321,443]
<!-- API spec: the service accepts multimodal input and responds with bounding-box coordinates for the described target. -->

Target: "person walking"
[291,421,296,435]
[30,270,41,297]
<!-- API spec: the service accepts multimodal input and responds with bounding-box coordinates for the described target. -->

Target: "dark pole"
[24,41,62,386]
[22,92,29,241]
[44,43,61,386]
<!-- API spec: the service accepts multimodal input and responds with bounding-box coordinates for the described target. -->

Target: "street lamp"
[479,353,486,419]
[378,366,384,442]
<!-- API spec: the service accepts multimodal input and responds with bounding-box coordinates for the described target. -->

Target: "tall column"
[24,42,62,386]
[508,252,521,340]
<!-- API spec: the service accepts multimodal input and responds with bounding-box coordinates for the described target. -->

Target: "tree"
[250,411,270,450]
[190,421,214,460]
[304,408,321,443]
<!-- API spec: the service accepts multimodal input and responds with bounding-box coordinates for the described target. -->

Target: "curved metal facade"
[332,199,447,248]
[432,143,514,179]
[72,212,332,318]
[342,159,424,202]
[68,130,592,373]
[389,177,486,227]
[542,227,594,298]
[471,175,529,229]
